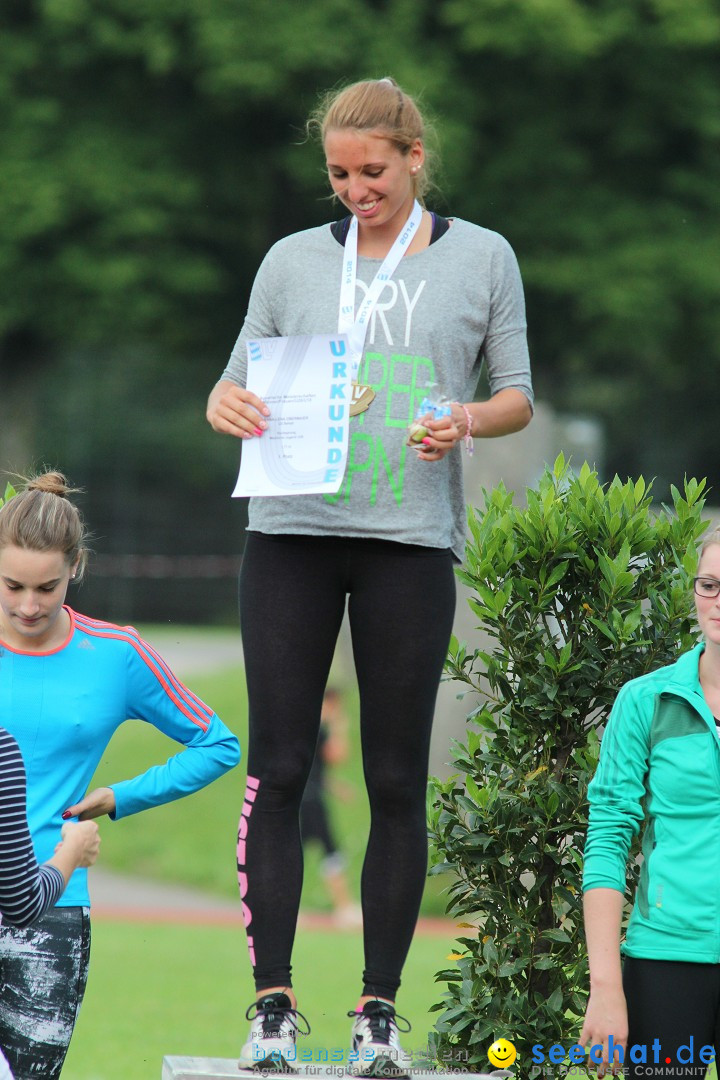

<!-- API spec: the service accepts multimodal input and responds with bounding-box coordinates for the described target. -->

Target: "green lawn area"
[87,645,450,916]
[70,916,715,1080]
[63,920,452,1080]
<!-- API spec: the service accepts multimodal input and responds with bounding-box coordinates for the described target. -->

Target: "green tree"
[3,0,720,615]
[427,0,720,492]
[427,457,707,1078]
[4,0,720,492]
[0,0,455,619]
[0,0,450,357]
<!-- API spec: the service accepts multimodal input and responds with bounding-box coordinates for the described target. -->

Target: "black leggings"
[623,957,720,1079]
[237,533,456,1000]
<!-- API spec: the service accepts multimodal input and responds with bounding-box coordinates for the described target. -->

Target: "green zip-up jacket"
[583,643,720,962]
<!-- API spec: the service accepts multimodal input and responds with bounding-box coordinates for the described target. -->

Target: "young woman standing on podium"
[207,76,533,1074]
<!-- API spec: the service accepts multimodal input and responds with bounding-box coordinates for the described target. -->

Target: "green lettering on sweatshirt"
[323,353,436,509]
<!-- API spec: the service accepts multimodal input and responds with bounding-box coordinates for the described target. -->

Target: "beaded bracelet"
[453,402,474,455]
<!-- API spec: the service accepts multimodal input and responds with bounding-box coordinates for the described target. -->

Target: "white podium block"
[162,1059,499,1080]
[163,1060,240,1079]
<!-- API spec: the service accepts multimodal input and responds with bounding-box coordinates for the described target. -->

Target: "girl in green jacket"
[582,528,720,1079]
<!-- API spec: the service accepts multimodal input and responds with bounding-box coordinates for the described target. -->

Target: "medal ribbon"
[338,199,423,381]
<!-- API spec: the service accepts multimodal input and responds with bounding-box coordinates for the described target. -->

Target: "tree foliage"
[427,457,707,1077]
[0,484,17,510]
[1,0,719,588]
[0,0,450,353]
[429,0,720,491]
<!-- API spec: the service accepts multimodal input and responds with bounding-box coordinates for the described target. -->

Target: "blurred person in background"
[300,687,361,928]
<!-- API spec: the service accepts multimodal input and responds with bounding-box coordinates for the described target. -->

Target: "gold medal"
[349,382,376,417]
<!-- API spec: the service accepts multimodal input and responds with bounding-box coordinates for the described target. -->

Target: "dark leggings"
[237,533,456,1000]
[0,906,91,1079]
[623,957,720,1079]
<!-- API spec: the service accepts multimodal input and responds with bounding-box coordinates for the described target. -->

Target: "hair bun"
[27,471,70,498]
[0,469,88,580]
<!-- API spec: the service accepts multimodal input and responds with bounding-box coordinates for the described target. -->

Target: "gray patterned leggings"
[0,907,90,1079]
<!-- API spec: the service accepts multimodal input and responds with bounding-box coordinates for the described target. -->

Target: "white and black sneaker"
[238,992,310,1073]
[348,1000,413,1077]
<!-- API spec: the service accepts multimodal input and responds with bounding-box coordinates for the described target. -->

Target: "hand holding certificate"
[232,334,352,497]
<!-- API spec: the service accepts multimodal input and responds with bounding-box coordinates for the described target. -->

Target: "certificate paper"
[232,334,352,497]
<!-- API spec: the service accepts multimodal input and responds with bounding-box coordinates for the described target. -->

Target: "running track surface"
[89,867,458,938]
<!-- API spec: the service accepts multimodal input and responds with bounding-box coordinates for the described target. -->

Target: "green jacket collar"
[662,641,717,733]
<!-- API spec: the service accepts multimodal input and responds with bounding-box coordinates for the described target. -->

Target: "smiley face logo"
[488,1038,517,1068]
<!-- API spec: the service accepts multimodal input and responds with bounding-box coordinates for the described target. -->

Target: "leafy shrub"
[427,457,707,1078]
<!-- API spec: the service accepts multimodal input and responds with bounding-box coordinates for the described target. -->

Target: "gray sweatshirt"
[222,217,533,560]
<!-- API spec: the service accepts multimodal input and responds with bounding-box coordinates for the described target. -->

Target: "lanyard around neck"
[338,199,423,379]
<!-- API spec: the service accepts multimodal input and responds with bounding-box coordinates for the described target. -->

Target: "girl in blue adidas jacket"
[581,528,720,1079]
[0,471,240,1080]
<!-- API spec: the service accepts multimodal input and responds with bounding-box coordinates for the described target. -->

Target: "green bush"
[0,483,16,510]
[427,456,707,1078]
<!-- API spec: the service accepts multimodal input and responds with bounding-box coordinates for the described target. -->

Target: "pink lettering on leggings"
[237,775,260,966]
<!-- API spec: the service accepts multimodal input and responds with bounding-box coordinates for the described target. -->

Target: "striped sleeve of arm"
[0,728,65,927]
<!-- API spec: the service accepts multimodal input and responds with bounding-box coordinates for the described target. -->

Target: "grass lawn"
[62,919,452,1080]
[87,647,450,916]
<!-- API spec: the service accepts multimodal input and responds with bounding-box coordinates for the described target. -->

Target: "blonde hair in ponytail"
[308,77,438,203]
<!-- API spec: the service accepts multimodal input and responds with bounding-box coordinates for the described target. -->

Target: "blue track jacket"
[0,608,240,907]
